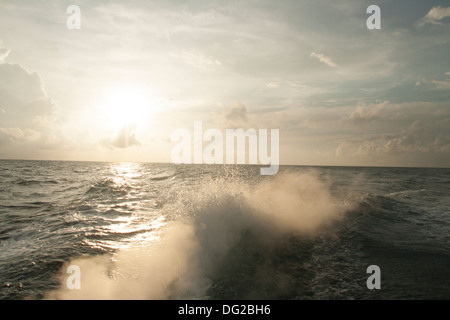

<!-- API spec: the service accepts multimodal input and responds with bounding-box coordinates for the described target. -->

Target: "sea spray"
[46,170,355,299]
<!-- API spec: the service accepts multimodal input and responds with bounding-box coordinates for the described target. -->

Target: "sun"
[99,83,152,130]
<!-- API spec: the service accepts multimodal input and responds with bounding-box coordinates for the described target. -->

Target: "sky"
[0,0,449,167]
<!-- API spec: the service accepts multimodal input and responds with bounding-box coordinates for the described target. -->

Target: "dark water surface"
[0,160,449,299]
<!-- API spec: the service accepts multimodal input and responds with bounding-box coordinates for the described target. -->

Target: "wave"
[16,179,59,186]
[148,171,179,181]
[85,178,132,196]
[386,189,427,198]
[46,170,357,300]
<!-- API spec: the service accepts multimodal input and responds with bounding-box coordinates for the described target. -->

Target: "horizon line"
[0,158,449,169]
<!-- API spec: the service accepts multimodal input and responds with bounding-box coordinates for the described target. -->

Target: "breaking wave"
[46,170,355,299]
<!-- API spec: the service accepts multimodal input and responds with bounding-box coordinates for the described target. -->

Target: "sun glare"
[99,83,153,130]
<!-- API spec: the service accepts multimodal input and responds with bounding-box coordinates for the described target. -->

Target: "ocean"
[0,160,449,300]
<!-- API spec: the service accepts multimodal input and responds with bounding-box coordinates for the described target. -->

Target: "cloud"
[418,6,450,26]
[336,102,450,161]
[266,81,307,89]
[414,78,450,90]
[105,124,141,149]
[336,122,450,157]
[0,51,65,155]
[285,81,307,88]
[170,50,222,70]
[0,62,46,101]
[430,80,450,90]
[266,82,281,88]
[310,52,338,68]
[0,127,40,142]
[224,102,248,124]
[0,60,54,128]
[347,101,390,123]
[1,97,55,129]
[0,48,10,63]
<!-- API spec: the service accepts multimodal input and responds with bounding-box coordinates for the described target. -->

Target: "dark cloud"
[225,102,247,125]
[104,124,141,149]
